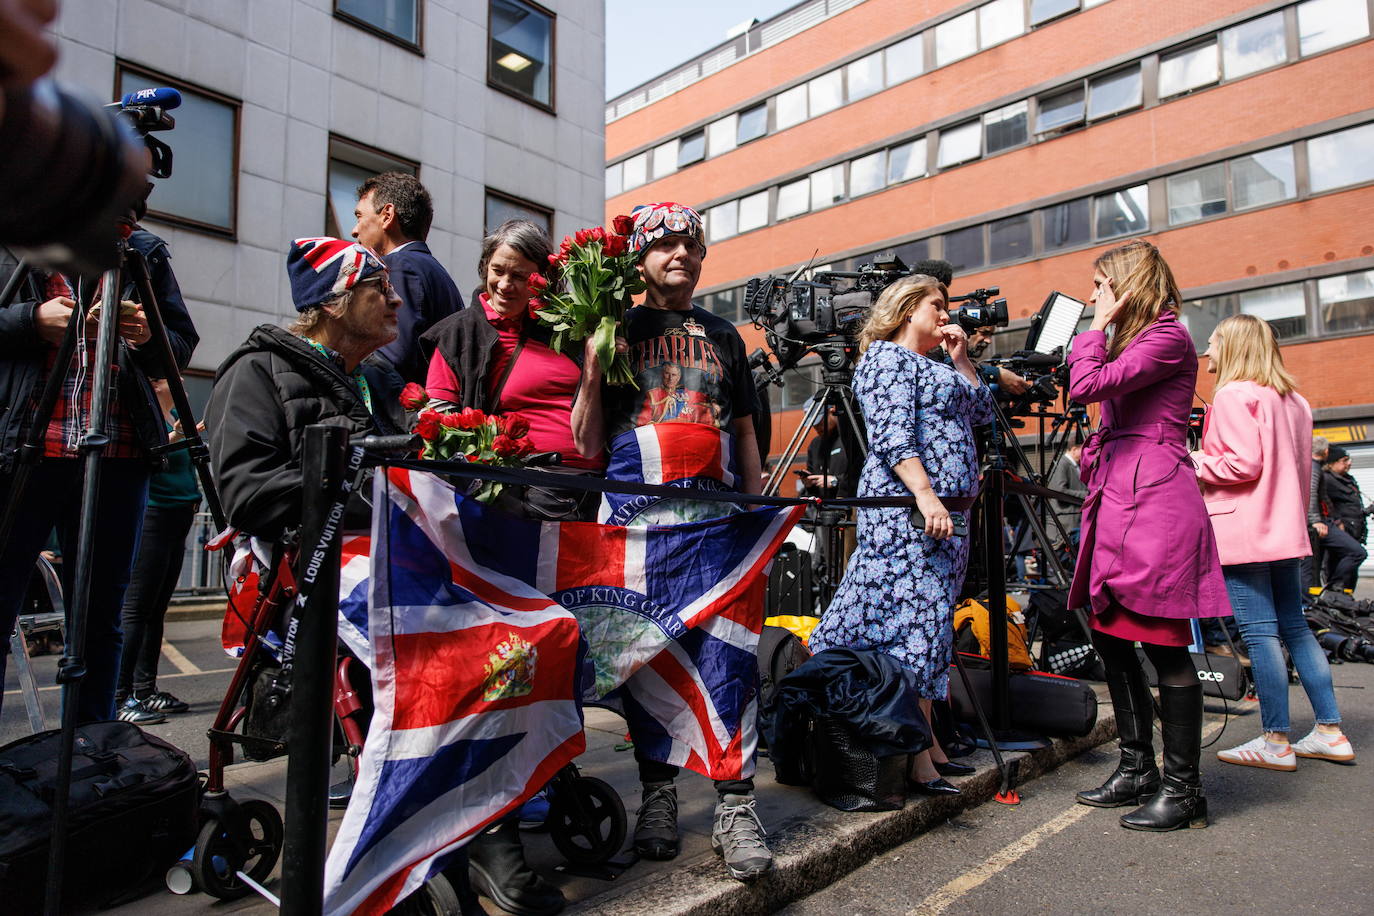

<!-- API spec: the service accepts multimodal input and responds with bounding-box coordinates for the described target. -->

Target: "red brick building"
[604,0,1374,476]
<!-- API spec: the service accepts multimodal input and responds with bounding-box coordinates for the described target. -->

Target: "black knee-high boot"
[1076,657,1160,807]
[1120,684,1208,831]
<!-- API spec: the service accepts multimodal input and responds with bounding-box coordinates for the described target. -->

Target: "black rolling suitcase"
[0,721,200,911]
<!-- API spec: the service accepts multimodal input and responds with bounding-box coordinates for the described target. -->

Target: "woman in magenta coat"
[1196,314,1353,770]
[1067,240,1229,832]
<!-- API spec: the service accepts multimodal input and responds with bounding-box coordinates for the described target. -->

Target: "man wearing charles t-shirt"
[575,201,769,882]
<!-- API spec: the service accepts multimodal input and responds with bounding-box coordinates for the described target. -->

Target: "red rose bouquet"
[528,216,642,386]
[402,386,535,504]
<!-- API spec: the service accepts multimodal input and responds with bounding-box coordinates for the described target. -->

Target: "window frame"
[484,187,553,237]
[1157,39,1220,99]
[487,0,557,114]
[333,0,424,53]
[114,59,241,239]
[326,134,422,238]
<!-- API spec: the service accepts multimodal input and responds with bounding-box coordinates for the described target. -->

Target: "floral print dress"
[809,340,994,699]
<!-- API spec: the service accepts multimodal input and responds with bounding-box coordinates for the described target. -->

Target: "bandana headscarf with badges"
[627,202,707,262]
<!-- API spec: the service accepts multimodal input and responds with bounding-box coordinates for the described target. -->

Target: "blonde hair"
[1211,313,1298,395]
[1094,239,1182,359]
[858,274,947,355]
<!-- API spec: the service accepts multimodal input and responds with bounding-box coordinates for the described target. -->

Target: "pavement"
[4,594,1373,915]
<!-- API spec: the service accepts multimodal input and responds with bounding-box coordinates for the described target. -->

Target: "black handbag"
[0,721,200,911]
[808,717,908,812]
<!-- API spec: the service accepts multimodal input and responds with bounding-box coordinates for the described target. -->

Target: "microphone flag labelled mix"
[323,468,801,914]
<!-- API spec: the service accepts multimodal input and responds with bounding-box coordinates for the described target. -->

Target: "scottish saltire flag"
[600,421,739,525]
[322,469,585,916]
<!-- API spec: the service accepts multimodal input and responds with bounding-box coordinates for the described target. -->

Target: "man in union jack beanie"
[206,237,408,540]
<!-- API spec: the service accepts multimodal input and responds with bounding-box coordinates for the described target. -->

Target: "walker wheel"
[193,799,284,899]
[547,775,627,865]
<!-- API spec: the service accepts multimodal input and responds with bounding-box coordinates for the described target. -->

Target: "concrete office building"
[47,0,606,395]
[604,0,1374,479]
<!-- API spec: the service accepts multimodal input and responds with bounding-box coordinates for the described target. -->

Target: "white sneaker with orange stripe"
[1291,728,1356,764]
[1216,736,1297,771]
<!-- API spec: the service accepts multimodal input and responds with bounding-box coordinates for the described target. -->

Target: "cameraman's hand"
[0,0,59,91]
[998,368,1030,395]
[1314,521,1329,538]
[914,488,953,540]
[34,296,75,346]
[804,474,836,489]
[118,302,151,346]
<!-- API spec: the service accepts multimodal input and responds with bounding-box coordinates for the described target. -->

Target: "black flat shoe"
[910,777,962,796]
[935,760,976,777]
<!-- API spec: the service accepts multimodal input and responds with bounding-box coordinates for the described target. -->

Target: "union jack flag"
[600,422,740,525]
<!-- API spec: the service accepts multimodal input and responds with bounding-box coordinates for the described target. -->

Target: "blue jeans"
[1223,558,1341,734]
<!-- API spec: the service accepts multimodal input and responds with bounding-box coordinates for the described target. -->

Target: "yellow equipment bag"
[953,597,1033,671]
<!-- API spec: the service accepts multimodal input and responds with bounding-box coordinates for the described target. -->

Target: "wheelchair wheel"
[384,873,460,915]
[193,798,284,900]
[547,775,626,865]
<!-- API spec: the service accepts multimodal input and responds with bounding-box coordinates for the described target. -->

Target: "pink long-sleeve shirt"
[1193,379,1313,566]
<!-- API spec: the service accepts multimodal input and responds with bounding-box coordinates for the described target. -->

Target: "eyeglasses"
[360,276,395,297]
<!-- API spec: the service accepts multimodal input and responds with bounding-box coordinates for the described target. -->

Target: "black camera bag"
[948,653,1098,737]
[0,721,199,911]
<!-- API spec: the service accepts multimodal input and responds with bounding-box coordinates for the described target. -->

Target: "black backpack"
[0,721,200,911]
[756,624,812,750]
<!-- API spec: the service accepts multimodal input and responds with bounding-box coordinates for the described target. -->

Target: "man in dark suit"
[352,172,464,382]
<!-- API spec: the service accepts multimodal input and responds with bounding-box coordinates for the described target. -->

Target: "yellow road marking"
[160,639,202,675]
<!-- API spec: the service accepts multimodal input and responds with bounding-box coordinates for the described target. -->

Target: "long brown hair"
[1212,313,1298,395]
[1095,239,1182,359]
[858,274,947,355]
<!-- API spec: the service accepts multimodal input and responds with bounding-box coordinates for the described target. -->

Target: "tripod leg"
[951,650,1017,802]
[762,388,830,496]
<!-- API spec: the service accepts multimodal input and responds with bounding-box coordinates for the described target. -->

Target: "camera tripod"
[762,352,866,609]
[0,232,222,916]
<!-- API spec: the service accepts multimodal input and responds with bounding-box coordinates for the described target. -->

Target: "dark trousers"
[1322,524,1367,590]
[634,743,754,796]
[0,459,149,723]
[117,501,198,699]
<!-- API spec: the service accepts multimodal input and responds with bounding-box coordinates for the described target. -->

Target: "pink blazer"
[1193,380,1313,566]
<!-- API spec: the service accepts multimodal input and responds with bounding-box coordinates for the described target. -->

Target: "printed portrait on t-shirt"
[636,360,716,426]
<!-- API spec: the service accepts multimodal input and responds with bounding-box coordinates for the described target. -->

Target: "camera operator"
[796,397,853,498]
[967,325,1030,396]
[0,221,198,724]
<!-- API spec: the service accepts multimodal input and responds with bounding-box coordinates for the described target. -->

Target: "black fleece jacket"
[206,325,405,540]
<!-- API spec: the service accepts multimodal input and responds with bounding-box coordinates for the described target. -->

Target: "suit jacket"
[1046,453,1086,530]
[377,241,464,383]
[1194,381,1313,566]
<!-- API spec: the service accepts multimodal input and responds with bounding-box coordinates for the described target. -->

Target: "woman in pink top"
[1195,314,1354,771]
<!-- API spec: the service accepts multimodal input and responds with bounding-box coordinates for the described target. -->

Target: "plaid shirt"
[23,273,144,460]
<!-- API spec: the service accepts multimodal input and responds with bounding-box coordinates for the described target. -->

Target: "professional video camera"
[951,286,1009,335]
[979,291,1087,414]
[0,83,178,276]
[745,252,913,373]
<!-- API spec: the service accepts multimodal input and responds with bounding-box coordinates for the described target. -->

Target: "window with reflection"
[484,190,550,236]
[1298,0,1370,56]
[1240,283,1307,339]
[1232,146,1296,210]
[1037,85,1084,133]
[1087,65,1141,119]
[337,0,418,45]
[606,163,622,198]
[1167,164,1227,224]
[708,201,738,242]
[708,115,737,156]
[652,139,678,180]
[935,11,977,66]
[887,137,927,184]
[677,130,705,168]
[983,100,1028,153]
[117,66,238,234]
[1158,42,1218,97]
[846,51,884,102]
[1043,197,1091,250]
[737,104,768,144]
[849,149,886,197]
[937,120,981,168]
[944,225,985,272]
[1222,12,1287,78]
[810,165,846,211]
[1318,270,1374,334]
[893,238,931,268]
[978,0,1024,47]
[1094,185,1148,239]
[885,33,924,85]
[1180,294,1237,351]
[1030,0,1078,25]
[489,0,553,108]
[808,70,843,118]
[621,152,647,191]
[776,178,810,220]
[775,84,808,130]
[989,213,1032,263]
[737,191,769,233]
[1308,123,1374,192]
[326,137,418,238]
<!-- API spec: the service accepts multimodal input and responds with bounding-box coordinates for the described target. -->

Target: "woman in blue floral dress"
[809,274,993,794]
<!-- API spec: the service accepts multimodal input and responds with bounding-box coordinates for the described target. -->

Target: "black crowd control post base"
[279,425,349,916]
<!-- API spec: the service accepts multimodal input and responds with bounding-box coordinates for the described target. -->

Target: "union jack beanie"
[628,202,706,262]
[286,237,388,312]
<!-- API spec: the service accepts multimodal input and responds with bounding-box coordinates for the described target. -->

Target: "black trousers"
[117,501,198,698]
[1321,524,1367,590]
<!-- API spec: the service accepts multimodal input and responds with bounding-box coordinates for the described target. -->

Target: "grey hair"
[1311,435,1329,459]
[288,288,355,336]
[478,219,555,283]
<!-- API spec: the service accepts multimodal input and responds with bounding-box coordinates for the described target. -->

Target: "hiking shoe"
[633,781,679,860]
[711,793,772,881]
[1216,735,1296,771]
[141,690,190,714]
[116,697,167,725]
[1292,728,1355,763]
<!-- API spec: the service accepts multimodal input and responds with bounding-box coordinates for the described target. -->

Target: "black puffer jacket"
[206,325,406,540]
[1325,469,1368,544]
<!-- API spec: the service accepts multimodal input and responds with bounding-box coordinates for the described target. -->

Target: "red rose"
[518,438,537,457]
[527,271,547,295]
[528,297,543,320]
[574,228,590,246]
[399,382,428,410]
[613,214,634,235]
[547,253,561,266]
[415,415,440,440]
[504,414,530,437]
[458,407,484,430]
[440,413,463,429]
[492,434,519,457]
[603,235,627,257]
[590,226,606,244]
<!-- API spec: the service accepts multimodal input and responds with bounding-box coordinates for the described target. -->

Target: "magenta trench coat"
[1065,313,1230,619]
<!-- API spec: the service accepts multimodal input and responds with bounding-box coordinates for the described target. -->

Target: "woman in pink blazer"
[1195,314,1354,770]
[1068,240,1228,832]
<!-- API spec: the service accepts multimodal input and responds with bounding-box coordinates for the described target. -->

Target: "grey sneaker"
[116,696,167,725]
[711,793,772,881]
[633,781,679,859]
